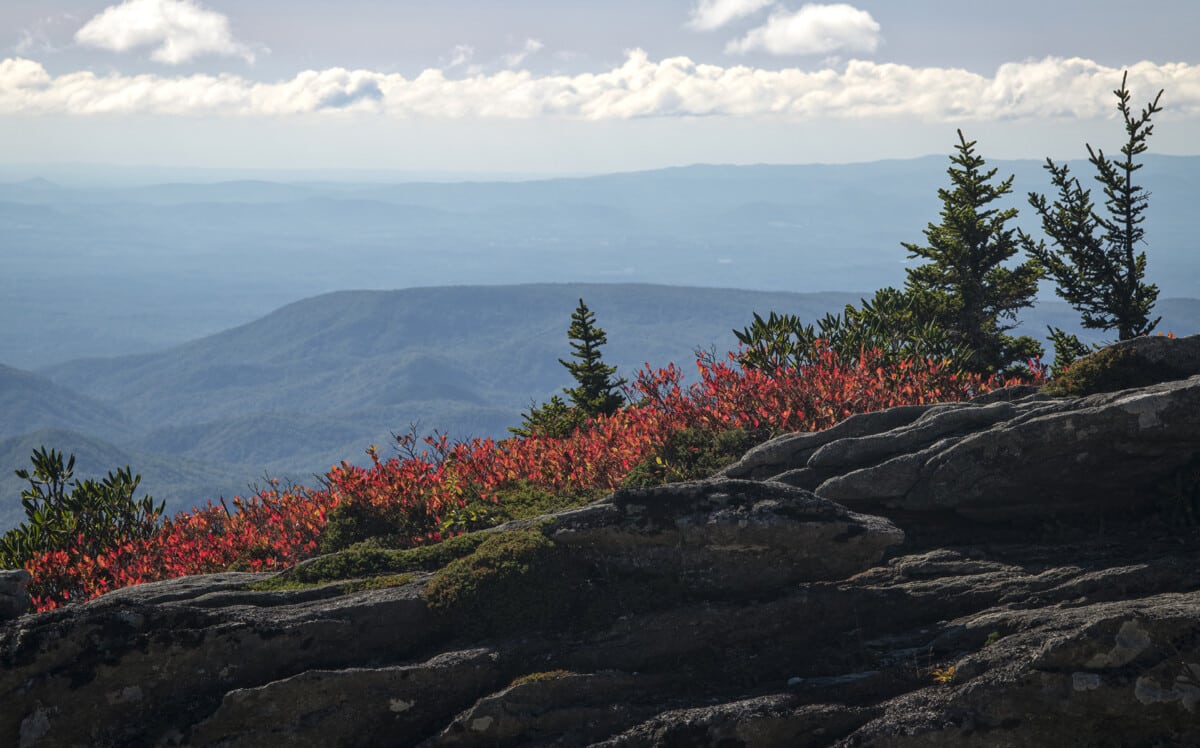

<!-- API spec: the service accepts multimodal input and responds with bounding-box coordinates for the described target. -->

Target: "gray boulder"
[191,648,503,748]
[549,478,905,595]
[1,573,443,747]
[819,375,1200,520]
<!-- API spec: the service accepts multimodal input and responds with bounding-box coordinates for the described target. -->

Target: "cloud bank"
[1,52,1196,122]
[727,3,881,56]
[74,0,257,65]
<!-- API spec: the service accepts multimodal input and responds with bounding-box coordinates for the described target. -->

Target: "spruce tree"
[1021,72,1163,344]
[560,298,626,417]
[510,298,625,438]
[903,130,1042,374]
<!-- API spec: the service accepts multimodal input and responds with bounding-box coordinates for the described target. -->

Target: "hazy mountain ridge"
[6,282,1199,535]
[0,365,136,443]
[3,156,1197,369]
[6,284,869,528]
[3,155,1198,528]
[41,285,861,422]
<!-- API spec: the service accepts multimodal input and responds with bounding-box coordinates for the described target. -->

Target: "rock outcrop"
[0,568,31,621]
[4,338,1200,747]
[723,374,1200,522]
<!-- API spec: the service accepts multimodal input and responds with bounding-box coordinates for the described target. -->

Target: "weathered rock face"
[4,344,1200,747]
[0,568,31,621]
[548,479,904,595]
[724,370,1200,523]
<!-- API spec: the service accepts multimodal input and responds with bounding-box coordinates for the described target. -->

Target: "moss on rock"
[249,532,488,591]
[509,669,576,687]
[1044,345,1187,397]
[425,528,578,636]
[246,572,414,594]
[621,427,758,488]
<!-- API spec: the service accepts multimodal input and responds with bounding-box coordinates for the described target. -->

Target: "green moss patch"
[425,528,579,636]
[249,532,488,591]
[246,572,413,595]
[490,481,600,522]
[1044,345,1187,397]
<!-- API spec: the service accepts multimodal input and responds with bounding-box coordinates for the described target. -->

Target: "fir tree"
[560,298,626,417]
[510,298,625,437]
[903,130,1043,374]
[1021,72,1163,346]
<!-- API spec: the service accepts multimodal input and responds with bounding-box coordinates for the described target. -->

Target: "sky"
[2,0,1198,176]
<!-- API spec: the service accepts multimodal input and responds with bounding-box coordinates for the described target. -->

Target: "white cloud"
[727,3,881,56]
[687,0,777,31]
[0,53,1196,123]
[74,0,257,65]
[503,38,544,68]
[446,44,474,69]
[14,30,40,56]
[0,57,53,90]
[13,13,77,56]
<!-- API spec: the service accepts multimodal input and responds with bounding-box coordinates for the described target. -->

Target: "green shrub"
[510,395,586,439]
[735,289,973,373]
[0,447,163,569]
[319,499,410,554]
[621,427,757,488]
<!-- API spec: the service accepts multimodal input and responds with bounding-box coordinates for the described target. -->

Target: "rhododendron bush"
[22,344,1038,612]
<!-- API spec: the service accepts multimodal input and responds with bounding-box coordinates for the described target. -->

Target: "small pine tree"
[511,299,625,438]
[1021,72,1163,348]
[560,298,626,417]
[903,129,1043,374]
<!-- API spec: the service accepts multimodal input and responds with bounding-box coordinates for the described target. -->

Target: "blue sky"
[2,0,1198,174]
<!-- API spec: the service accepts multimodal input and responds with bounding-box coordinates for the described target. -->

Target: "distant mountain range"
[2,156,1197,369]
[4,282,1199,532]
[1,284,861,529]
[3,154,1198,529]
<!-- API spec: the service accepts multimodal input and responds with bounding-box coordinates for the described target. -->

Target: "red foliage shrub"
[24,344,1040,612]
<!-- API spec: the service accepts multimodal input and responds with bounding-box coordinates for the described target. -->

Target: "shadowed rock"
[819,375,1200,520]
[191,648,503,748]
[549,478,905,595]
[0,569,30,621]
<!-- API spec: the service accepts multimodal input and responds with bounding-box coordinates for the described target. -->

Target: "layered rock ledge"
[4,337,1200,747]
